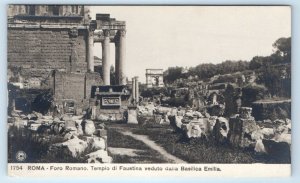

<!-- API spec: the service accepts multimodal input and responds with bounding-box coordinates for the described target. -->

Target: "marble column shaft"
[135,77,139,103]
[115,42,119,84]
[87,31,94,72]
[102,30,110,85]
[132,77,136,102]
[115,29,126,85]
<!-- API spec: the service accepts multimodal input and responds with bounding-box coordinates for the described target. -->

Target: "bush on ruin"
[242,84,267,107]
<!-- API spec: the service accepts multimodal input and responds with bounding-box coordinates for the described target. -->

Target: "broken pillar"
[81,119,96,136]
[127,106,138,124]
[240,107,253,119]
[135,76,139,103]
[91,106,97,120]
[132,77,136,103]
[228,107,261,148]
[212,117,229,143]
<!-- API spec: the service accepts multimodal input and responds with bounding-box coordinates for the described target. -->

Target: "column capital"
[103,29,110,37]
[117,29,126,37]
[115,29,126,44]
[88,30,94,38]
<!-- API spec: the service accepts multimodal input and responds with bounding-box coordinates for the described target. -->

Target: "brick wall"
[54,72,85,100]
[53,71,102,109]
[85,73,102,99]
[8,28,88,82]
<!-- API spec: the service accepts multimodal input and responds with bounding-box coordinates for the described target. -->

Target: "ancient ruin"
[7,5,291,165]
[7,5,130,164]
[8,5,129,119]
[145,69,164,88]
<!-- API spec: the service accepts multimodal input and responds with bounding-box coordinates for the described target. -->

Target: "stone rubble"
[53,136,88,158]
[127,108,138,124]
[8,102,291,162]
[86,149,112,163]
[149,104,292,156]
[90,137,106,150]
[213,117,229,143]
[9,110,112,163]
[228,107,261,148]
[81,120,96,136]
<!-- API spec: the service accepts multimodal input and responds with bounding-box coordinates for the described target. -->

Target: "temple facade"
[8,5,129,116]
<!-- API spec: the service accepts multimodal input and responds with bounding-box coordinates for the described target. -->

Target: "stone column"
[115,42,119,84]
[135,77,139,103]
[12,98,16,111]
[102,30,110,85]
[127,107,138,124]
[115,29,126,85]
[91,106,97,120]
[132,77,136,102]
[87,30,94,72]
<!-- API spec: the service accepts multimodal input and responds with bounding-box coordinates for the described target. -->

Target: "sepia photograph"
[6,5,291,176]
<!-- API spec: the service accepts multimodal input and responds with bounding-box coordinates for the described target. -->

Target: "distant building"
[145,69,164,88]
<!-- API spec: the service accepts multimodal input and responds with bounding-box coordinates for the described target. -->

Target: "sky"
[89,6,291,83]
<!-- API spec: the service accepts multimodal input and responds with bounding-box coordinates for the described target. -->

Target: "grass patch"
[107,127,168,163]
[8,126,78,163]
[131,124,290,164]
[8,126,93,163]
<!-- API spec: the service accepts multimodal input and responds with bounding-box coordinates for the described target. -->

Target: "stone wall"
[54,72,85,101]
[8,28,88,83]
[53,71,102,109]
[85,73,103,99]
[91,96,130,121]
[7,5,85,17]
[252,100,291,121]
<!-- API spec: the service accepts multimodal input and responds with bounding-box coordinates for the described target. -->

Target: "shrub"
[242,83,267,107]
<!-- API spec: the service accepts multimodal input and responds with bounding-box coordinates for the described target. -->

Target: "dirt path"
[120,130,187,163]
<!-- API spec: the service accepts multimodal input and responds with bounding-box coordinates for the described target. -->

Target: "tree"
[272,37,291,63]
[249,56,265,70]
[273,37,291,57]
[163,67,183,83]
[241,84,267,106]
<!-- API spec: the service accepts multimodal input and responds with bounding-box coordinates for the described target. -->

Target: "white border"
[1,0,299,182]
